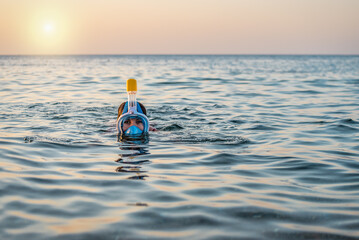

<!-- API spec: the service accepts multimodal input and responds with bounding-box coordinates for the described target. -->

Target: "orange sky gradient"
[1,0,358,55]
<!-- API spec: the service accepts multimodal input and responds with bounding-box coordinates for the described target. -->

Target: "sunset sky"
[1,0,358,55]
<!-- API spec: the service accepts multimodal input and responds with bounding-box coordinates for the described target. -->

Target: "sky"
[0,0,358,55]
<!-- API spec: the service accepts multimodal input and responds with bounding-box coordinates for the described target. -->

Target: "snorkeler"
[116,79,156,140]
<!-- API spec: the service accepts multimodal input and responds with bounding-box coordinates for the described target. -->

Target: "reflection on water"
[1,55,359,239]
[116,140,150,180]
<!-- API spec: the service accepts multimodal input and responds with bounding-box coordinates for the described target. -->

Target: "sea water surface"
[1,55,359,239]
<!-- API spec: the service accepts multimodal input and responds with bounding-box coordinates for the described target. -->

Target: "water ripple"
[1,55,359,239]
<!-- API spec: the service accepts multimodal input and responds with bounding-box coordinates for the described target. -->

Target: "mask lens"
[121,116,144,133]
[124,117,143,125]
[117,111,149,138]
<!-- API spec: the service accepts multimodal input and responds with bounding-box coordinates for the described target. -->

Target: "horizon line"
[1,53,359,57]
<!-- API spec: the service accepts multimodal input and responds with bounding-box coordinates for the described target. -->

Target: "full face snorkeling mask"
[116,79,149,139]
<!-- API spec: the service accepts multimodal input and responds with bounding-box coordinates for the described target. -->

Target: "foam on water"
[1,55,359,239]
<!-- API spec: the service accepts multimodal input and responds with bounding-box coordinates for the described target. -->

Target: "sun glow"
[24,5,74,54]
[29,19,63,53]
[43,22,54,34]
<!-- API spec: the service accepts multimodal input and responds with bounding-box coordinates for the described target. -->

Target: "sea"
[1,55,359,240]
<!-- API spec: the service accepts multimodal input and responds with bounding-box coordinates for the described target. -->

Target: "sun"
[43,22,54,34]
[27,10,72,54]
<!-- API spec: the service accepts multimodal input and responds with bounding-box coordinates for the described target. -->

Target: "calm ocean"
[1,55,359,239]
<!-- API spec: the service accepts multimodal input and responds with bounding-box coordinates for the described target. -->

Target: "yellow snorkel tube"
[127,78,138,111]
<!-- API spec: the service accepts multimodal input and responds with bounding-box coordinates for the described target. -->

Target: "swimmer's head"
[117,101,149,139]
